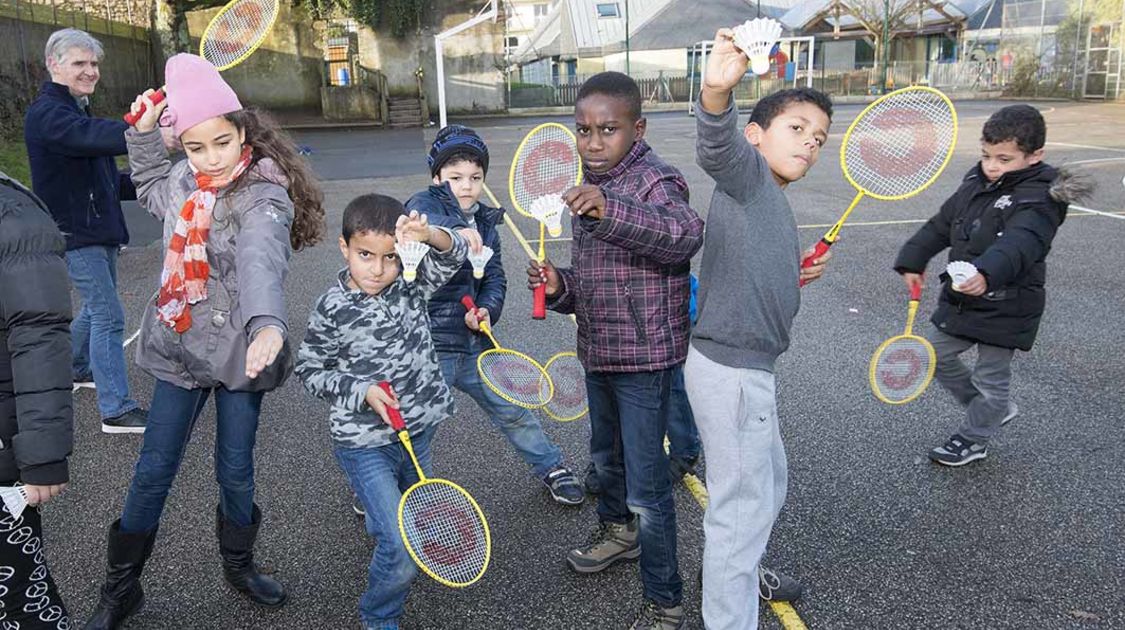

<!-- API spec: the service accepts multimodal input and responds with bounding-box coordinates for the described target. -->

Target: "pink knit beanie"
[160,53,242,137]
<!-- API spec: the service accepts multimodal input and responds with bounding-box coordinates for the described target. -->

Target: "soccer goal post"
[434,0,499,129]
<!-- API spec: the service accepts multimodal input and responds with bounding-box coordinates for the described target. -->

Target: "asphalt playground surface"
[50,99,1125,629]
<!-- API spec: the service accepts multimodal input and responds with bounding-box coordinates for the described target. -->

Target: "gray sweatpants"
[684,346,786,630]
[930,328,1016,444]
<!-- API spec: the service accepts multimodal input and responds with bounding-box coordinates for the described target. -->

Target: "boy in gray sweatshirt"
[685,28,833,630]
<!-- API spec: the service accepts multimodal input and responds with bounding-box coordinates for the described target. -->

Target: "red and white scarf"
[156,146,253,333]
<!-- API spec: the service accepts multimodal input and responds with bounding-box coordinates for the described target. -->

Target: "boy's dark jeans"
[587,367,682,607]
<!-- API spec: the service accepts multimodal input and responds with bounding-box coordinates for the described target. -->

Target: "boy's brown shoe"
[566,518,640,573]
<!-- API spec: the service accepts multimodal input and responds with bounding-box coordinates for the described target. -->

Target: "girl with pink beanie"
[84,53,325,630]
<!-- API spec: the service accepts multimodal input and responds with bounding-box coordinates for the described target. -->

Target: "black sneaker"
[352,494,366,517]
[566,519,640,573]
[629,599,685,630]
[759,566,803,602]
[1001,402,1020,426]
[73,370,95,390]
[542,466,584,506]
[669,455,698,482]
[583,461,601,496]
[928,433,987,466]
[102,408,148,434]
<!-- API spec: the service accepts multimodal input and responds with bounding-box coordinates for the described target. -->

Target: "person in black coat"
[23,28,147,433]
[0,170,74,628]
[404,125,584,507]
[894,104,1091,467]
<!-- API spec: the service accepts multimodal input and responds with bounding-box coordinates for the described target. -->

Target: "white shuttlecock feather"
[468,245,494,279]
[1,485,29,519]
[733,18,783,76]
[529,194,566,237]
[945,261,978,290]
[395,239,430,282]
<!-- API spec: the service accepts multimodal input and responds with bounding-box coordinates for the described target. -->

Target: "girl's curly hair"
[224,108,325,250]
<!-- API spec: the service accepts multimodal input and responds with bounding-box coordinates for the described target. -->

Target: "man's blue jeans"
[120,379,263,533]
[65,245,139,419]
[587,368,682,607]
[438,351,562,478]
[334,428,435,629]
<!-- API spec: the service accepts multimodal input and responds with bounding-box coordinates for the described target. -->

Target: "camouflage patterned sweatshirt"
[295,230,467,449]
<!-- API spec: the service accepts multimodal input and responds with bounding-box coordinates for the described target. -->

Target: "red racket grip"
[909,281,922,302]
[123,89,166,125]
[798,239,833,287]
[532,284,547,320]
[461,295,478,313]
[376,381,406,432]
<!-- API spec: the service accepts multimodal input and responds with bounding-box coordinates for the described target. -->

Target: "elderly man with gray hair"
[24,28,147,434]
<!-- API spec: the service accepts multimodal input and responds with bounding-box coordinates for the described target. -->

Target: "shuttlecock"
[529,194,566,237]
[468,245,494,279]
[733,18,783,76]
[946,261,978,290]
[1,485,29,519]
[395,239,430,283]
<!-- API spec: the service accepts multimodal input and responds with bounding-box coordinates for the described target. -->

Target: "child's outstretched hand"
[464,306,490,331]
[128,88,168,133]
[798,245,833,286]
[702,29,749,95]
[953,272,987,296]
[395,210,432,243]
[364,382,400,426]
[564,185,606,219]
[527,258,561,297]
[458,227,484,254]
[245,327,284,379]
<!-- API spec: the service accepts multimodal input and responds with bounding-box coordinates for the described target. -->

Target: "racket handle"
[909,281,922,302]
[123,88,166,125]
[798,239,833,287]
[460,295,478,312]
[376,382,406,432]
[532,284,547,320]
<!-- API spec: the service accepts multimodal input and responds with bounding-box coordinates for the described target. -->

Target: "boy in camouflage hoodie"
[295,193,469,630]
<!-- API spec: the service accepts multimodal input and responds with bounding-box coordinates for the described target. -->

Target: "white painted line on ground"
[1064,157,1125,167]
[1047,142,1125,154]
[1070,204,1125,220]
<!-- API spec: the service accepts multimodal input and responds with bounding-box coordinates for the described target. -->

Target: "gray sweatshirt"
[691,97,801,372]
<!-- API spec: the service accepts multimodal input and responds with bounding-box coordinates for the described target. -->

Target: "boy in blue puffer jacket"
[405,125,583,506]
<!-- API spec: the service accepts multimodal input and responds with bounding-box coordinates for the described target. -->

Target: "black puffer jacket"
[0,171,73,485]
[895,162,1087,351]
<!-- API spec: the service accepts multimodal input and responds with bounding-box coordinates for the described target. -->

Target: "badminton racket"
[461,295,554,409]
[124,0,281,124]
[378,382,491,588]
[799,86,958,286]
[508,123,582,319]
[540,351,588,422]
[869,283,936,405]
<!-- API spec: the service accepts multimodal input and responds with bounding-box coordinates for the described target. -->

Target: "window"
[534,3,549,17]
[595,3,619,18]
[505,36,521,52]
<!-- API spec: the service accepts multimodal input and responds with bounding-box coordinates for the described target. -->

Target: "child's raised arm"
[125,91,177,220]
[396,211,469,299]
[695,30,766,203]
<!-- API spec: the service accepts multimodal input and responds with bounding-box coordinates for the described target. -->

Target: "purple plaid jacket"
[548,140,703,373]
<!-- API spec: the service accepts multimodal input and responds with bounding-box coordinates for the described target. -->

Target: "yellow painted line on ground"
[495,181,811,629]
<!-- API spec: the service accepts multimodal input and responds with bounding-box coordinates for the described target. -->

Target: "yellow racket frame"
[476,320,554,409]
[508,123,583,264]
[868,293,936,405]
[541,351,588,422]
[395,430,492,588]
[199,0,281,71]
[826,86,959,245]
